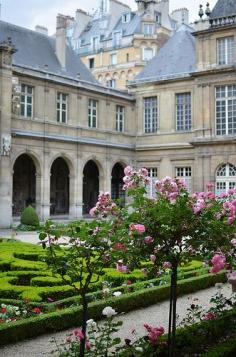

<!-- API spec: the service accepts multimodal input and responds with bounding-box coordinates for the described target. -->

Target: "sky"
[1,0,218,34]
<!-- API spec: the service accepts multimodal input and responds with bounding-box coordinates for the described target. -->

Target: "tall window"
[88,99,98,128]
[20,84,33,118]
[57,93,68,123]
[89,58,95,69]
[176,167,192,192]
[107,79,116,88]
[217,37,234,66]
[143,48,154,61]
[92,37,99,52]
[143,23,154,35]
[113,32,121,47]
[216,85,236,135]
[176,92,192,131]
[216,163,236,195]
[144,97,158,133]
[147,167,158,198]
[110,53,117,65]
[116,105,125,132]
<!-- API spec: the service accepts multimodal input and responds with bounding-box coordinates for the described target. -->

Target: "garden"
[0,166,236,356]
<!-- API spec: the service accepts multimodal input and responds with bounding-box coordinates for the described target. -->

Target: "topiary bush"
[20,206,39,228]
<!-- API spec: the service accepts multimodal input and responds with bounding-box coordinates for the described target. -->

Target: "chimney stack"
[56,14,68,68]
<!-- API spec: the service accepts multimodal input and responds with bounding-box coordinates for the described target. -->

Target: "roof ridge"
[0,19,50,38]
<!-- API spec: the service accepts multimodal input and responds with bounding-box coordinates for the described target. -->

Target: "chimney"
[56,14,68,68]
[35,25,48,36]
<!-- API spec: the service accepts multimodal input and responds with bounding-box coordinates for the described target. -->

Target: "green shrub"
[20,206,39,227]
[0,271,227,346]
[30,276,65,287]
[201,335,236,356]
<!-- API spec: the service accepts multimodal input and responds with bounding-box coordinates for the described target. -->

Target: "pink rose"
[163,261,172,269]
[203,312,215,321]
[231,239,236,247]
[150,255,156,263]
[74,329,84,340]
[129,224,146,234]
[144,236,154,244]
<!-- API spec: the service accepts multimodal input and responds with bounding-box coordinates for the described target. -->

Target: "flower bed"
[0,271,226,346]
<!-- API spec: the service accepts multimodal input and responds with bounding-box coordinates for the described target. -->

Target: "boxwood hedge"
[0,271,227,346]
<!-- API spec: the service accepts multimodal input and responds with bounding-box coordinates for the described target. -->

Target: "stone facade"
[0,0,236,228]
[67,0,189,89]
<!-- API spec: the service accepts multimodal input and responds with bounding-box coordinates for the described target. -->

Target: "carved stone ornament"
[1,135,11,156]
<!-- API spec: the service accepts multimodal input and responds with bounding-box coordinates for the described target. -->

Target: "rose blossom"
[102,306,117,317]
[231,238,236,247]
[144,236,154,244]
[150,255,157,263]
[129,223,146,234]
[163,261,172,269]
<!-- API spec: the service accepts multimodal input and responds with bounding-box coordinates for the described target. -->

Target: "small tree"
[91,167,236,356]
[21,205,39,227]
[39,216,119,357]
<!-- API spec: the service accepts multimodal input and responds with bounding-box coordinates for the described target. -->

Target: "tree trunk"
[168,260,178,357]
[79,292,88,357]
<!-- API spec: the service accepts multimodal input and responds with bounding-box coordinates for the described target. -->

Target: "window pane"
[176,93,191,131]
[144,97,158,133]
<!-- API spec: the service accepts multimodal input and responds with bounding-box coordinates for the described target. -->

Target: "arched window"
[216,163,236,195]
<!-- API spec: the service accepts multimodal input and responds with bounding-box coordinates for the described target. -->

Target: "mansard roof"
[0,20,97,84]
[134,24,195,84]
[210,0,236,18]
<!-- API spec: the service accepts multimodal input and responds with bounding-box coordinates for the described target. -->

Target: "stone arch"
[50,157,70,215]
[98,75,103,83]
[12,153,40,216]
[215,163,236,195]
[111,162,126,206]
[83,160,100,215]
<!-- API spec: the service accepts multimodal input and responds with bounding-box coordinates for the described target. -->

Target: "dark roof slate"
[210,0,236,18]
[134,24,196,83]
[0,20,97,83]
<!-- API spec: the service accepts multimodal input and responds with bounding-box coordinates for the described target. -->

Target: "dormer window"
[217,36,234,66]
[113,31,121,47]
[122,12,131,23]
[155,12,161,25]
[143,23,154,36]
[92,37,99,52]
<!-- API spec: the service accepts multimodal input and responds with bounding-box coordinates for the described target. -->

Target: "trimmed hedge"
[0,271,227,346]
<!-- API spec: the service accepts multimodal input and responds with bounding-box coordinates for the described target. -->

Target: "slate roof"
[0,20,97,84]
[112,12,142,37]
[210,0,236,18]
[134,24,196,83]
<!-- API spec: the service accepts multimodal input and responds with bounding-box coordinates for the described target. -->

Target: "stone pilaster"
[0,39,16,227]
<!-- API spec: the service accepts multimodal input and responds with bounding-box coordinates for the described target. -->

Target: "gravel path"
[0,284,232,357]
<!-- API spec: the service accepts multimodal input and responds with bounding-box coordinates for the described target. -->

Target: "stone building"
[129,0,236,197]
[67,0,189,89]
[0,0,235,228]
[0,15,136,228]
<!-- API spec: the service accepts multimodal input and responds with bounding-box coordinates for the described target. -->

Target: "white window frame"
[116,105,125,132]
[215,85,236,135]
[147,168,158,198]
[88,99,98,128]
[217,36,234,66]
[216,163,236,195]
[57,92,68,124]
[92,36,99,52]
[110,53,117,65]
[176,92,192,131]
[122,13,131,23]
[175,166,192,192]
[144,96,158,133]
[142,47,155,61]
[113,31,122,47]
[107,79,116,88]
[143,23,154,36]
[20,84,33,118]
